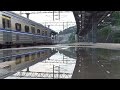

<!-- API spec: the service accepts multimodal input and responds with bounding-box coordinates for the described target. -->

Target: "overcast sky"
[12,11,76,33]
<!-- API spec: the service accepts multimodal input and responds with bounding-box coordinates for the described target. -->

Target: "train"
[0,11,57,48]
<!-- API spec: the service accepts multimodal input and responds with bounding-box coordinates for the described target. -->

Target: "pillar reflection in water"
[72,47,108,79]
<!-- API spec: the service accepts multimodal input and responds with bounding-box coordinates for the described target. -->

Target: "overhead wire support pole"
[20,11,22,16]
[58,65,60,79]
[59,11,60,20]
[63,22,64,30]
[53,11,54,21]
[26,13,30,19]
[53,65,54,79]
[92,13,97,43]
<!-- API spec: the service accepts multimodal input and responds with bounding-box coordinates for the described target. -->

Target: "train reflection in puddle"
[6,47,76,79]
[0,48,57,79]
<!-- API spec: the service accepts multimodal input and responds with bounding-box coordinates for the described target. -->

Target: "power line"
[19,11,72,14]
[18,11,73,21]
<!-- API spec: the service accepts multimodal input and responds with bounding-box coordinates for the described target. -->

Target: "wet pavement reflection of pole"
[72,47,108,79]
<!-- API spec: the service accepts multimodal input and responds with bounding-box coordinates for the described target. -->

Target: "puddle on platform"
[0,46,119,79]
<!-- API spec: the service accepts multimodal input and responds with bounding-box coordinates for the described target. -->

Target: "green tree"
[97,26,112,42]
[69,33,75,43]
[111,11,120,26]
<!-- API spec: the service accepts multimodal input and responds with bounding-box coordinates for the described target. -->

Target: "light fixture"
[78,14,81,17]
[102,20,104,22]
[107,14,111,17]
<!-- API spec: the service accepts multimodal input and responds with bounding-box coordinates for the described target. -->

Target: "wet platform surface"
[0,43,120,79]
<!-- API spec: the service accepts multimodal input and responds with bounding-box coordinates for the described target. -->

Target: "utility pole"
[26,13,30,19]
[58,65,60,79]
[53,65,54,79]
[59,11,60,20]
[63,22,64,30]
[20,11,22,16]
[53,11,54,21]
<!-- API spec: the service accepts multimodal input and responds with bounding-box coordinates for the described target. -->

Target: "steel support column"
[75,34,78,42]
[77,35,79,42]
[27,67,30,72]
[92,14,97,43]
[91,48,97,64]
[87,32,90,43]
[84,35,87,42]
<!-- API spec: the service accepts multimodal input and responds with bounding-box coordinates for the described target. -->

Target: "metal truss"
[73,11,113,36]
[11,71,72,79]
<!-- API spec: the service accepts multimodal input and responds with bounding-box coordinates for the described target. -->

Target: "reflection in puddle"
[72,47,120,79]
[0,48,57,79]
[6,51,76,79]
[0,46,120,79]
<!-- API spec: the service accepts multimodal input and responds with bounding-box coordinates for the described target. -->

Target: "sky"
[12,11,76,33]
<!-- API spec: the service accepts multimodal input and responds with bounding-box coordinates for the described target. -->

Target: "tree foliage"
[69,33,75,43]
[111,11,120,26]
[96,11,120,43]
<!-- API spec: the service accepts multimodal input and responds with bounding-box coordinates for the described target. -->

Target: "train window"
[31,54,35,60]
[25,54,29,61]
[45,31,47,36]
[15,23,21,31]
[7,19,11,28]
[37,29,40,34]
[42,31,44,36]
[31,26,35,34]
[2,18,5,28]
[2,15,11,29]
[37,52,40,58]
[25,25,29,33]
[16,56,21,64]
[42,52,44,55]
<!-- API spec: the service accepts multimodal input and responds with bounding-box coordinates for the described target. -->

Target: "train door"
[31,25,36,45]
[2,15,12,45]
[15,23,21,44]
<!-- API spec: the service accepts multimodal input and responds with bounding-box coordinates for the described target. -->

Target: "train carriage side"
[44,27,49,44]
[31,24,40,45]
[35,25,41,45]
[35,25,45,45]
[0,12,4,47]
[15,16,33,46]
[46,28,51,44]
[0,11,54,48]
[0,11,33,47]
[0,12,12,47]
[40,26,51,45]
[10,13,33,46]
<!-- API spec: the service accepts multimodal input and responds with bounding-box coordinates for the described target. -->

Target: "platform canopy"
[73,11,113,36]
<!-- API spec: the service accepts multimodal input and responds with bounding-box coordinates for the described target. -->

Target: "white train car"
[0,11,54,48]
